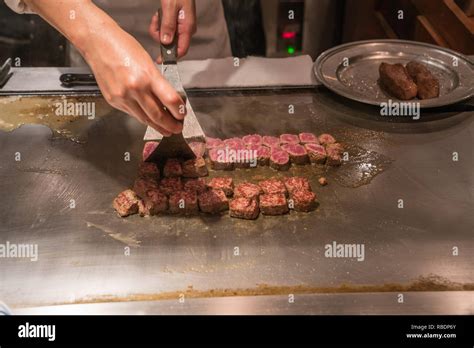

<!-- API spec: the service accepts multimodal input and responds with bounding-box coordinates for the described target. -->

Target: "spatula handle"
[157,8,178,64]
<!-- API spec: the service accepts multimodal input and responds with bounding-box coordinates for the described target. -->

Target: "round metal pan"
[314,39,474,108]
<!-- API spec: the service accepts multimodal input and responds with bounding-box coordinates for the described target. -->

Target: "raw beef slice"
[262,136,280,148]
[234,182,263,200]
[229,197,259,220]
[318,134,336,145]
[242,134,262,146]
[291,189,318,212]
[169,191,199,215]
[198,189,229,214]
[224,137,245,149]
[299,132,319,144]
[113,189,142,217]
[280,134,300,144]
[163,158,183,177]
[281,143,309,165]
[284,177,312,194]
[159,177,183,196]
[256,146,271,166]
[139,189,168,216]
[305,143,327,164]
[260,193,289,215]
[206,137,224,150]
[182,157,208,178]
[142,141,159,161]
[259,178,287,196]
[270,149,290,171]
[207,177,234,197]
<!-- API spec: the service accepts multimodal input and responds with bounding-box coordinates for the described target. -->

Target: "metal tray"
[314,39,474,108]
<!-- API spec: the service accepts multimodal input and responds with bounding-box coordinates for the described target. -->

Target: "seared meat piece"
[113,189,142,217]
[139,189,168,216]
[169,191,199,215]
[229,197,260,220]
[262,135,280,148]
[299,132,319,144]
[270,149,290,171]
[234,182,263,200]
[163,158,183,177]
[133,177,159,198]
[183,178,208,194]
[259,178,287,196]
[207,177,234,197]
[305,143,327,164]
[138,162,160,180]
[159,177,183,196]
[284,177,312,194]
[280,134,300,145]
[242,134,262,146]
[281,143,309,165]
[198,189,229,213]
[260,193,289,215]
[182,157,208,178]
[406,61,440,99]
[379,62,418,100]
[291,189,318,212]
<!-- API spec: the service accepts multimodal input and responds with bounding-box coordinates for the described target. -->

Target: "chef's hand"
[23,0,186,136]
[148,0,197,62]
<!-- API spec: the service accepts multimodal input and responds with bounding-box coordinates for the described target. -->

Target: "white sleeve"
[4,0,34,14]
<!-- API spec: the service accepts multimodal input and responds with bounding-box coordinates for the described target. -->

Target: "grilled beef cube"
[326,143,344,166]
[138,162,160,180]
[290,189,318,212]
[159,177,183,196]
[229,197,260,220]
[169,190,199,215]
[133,177,159,198]
[379,62,418,100]
[284,177,312,194]
[207,177,234,197]
[260,193,289,215]
[113,189,142,217]
[139,189,168,216]
[198,189,229,213]
[182,157,208,178]
[234,182,262,200]
[183,178,208,194]
[259,178,287,196]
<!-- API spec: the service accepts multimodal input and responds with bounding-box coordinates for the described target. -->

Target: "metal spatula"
[144,8,205,164]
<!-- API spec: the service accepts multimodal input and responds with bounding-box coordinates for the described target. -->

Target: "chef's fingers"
[160,0,178,45]
[151,77,187,122]
[125,100,172,137]
[136,91,183,135]
[148,12,161,43]
[177,23,193,58]
[176,2,196,58]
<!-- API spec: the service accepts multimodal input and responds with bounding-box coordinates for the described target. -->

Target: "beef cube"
[299,132,319,144]
[139,189,168,216]
[207,177,234,197]
[229,197,259,220]
[113,189,142,217]
[198,189,229,214]
[260,193,289,215]
[379,62,418,100]
[284,177,312,194]
[281,143,309,165]
[259,178,287,196]
[326,143,344,166]
[133,177,159,198]
[159,177,183,196]
[206,137,224,150]
[183,178,208,194]
[280,134,300,144]
[188,142,206,158]
[138,162,160,180]
[262,135,280,148]
[142,141,159,161]
[270,149,290,171]
[163,158,183,177]
[256,146,271,166]
[209,148,234,171]
[318,134,336,145]
[169,190,199,215]
[234,182,262,200]
[242,134,262,146]
[290,189,318,212]
[406,61,439,100]
[305,143,327,164]
[182,157,208,178]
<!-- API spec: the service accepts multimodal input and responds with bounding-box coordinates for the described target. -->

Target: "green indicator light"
[287,46,295,54]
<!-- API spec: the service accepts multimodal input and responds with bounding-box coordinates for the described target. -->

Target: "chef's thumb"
[159,4,178,45]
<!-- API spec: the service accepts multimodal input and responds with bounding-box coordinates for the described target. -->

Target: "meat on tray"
[280,134,300,145]
[206,137,224,150]
[163,158,183,177]
[318,134,336,146]
[159,177,183,196]
[169,190,199,215]
[142,141,159,161]
[183,178,208,194]
[133,177,159,198]
[256,146,271,166]
[326,143,344,166]
[198,189,229,214]
[291,189,318,212]
[262,135,280,148]
[270,149,290,171]
[188,142,206,158]
[299,132,319,144]
[379,62,418,100]
[305,143,327,164]
[281,143,309,165]
[182,157,208,178]
[260,193,289,215]
[284,176,312,194]
[259,178,287,196]
[139,189,168,216]
[242,134,262,146]
[229,197,260,220]
[113,189,142,217]
[406,61,440,100]
[234,182,262,200]
[207,177,234,197]
[209,148,234,171]
[138,162,160,180]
